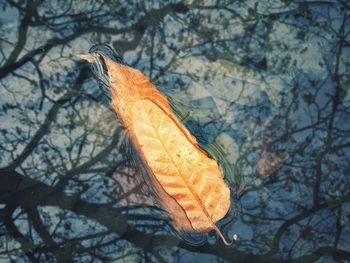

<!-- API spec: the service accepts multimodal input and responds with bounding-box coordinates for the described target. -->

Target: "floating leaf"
[132,99,230,231]
[78,45,233,245]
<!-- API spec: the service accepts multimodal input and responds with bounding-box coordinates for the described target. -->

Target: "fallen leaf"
[258,153,289,178]
[79,46,233,245]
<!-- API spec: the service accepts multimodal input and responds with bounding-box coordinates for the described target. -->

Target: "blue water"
[0,1,349,262]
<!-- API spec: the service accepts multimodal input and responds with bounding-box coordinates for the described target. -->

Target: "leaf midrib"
[144,103,215,229]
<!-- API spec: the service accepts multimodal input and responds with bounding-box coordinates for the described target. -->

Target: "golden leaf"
[132,99,230,231]
[79,49,233,245]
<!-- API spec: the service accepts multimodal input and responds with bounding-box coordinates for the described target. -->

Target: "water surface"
[0,1,349,262]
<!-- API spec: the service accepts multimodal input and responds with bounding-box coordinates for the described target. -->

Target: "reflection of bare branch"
[293,246,350,262]
[266,195,350,257]
[2,206,38,262]
[1,67,89,171]
[0,170,277,262]
[55,126,124,189]
[0,0,349,261]
[4,168,348,262]
[0,3,189,80]
[25,207,54,246]
[3,0,40,67]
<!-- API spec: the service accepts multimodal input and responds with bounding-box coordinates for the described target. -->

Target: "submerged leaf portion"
[132,99,230,232]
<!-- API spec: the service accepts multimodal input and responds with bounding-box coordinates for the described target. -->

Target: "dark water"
[0,1,349,262]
